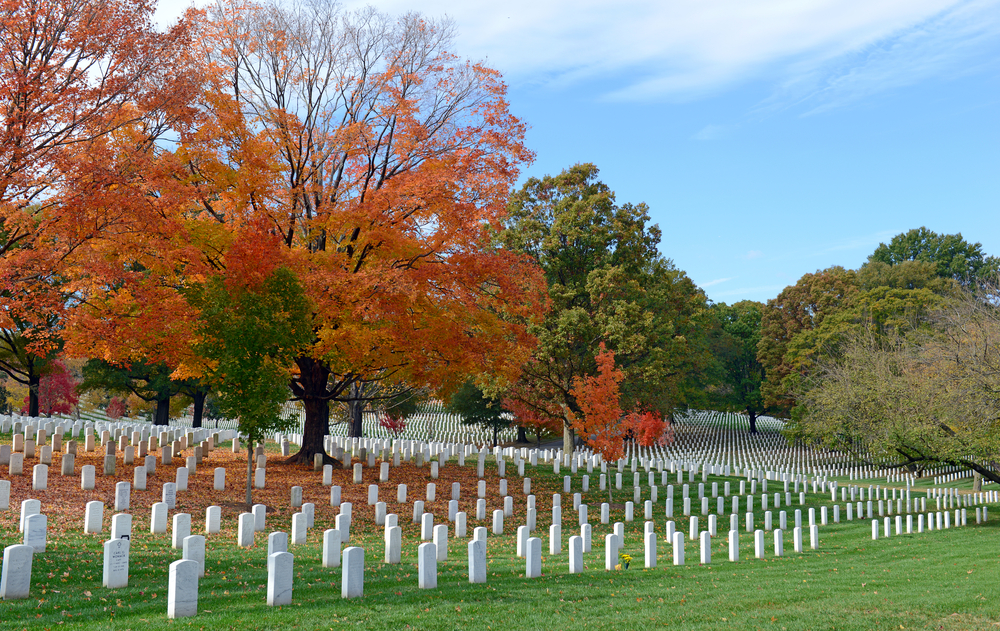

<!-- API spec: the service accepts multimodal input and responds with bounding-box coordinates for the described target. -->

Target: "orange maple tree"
[64,0,547,462]
[569,344,670,463]
[0,0,200,413]
[569,343,627,461]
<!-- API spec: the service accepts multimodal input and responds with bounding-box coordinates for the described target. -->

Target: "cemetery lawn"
[1,441,999,630]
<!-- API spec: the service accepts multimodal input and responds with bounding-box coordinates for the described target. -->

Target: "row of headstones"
[0,535,360,615]
[6,503,985,611]
[299,426,848,495]
[299,457,996,531]
[869,508,987,540]
[0,416,232,450]
[2,452,234,495]
[1,428,231,483]
[323,440,994,519]
[11,499,975,608]
[10,477,990,568]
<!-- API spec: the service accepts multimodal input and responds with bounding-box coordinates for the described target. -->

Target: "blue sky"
[157,0,1000,304]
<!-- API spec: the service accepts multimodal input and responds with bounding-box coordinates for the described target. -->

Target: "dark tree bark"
[748,408,758,434]
[288,356,341,465]
[192,390,206,428]
[516,425,527,443]
[154,396,170,425]
[348,382,364,438]
[28,373,40,417]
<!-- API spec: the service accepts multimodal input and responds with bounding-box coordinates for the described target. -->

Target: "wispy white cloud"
[699,277,734,288]
[745,250,763,260]
[758,0,1000,115]
[156,0,1000,111]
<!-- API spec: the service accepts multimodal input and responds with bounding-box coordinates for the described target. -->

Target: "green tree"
[796,286,1000,483]
[499,164,712,454]
[79,359,177,425]
[757,266,857,415]
[711,301,767,433]
[448,380,512,447]
[193,265,313,506]
[869,227,999,284]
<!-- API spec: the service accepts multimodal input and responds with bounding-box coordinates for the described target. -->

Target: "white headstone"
[85,501,104,534]
[23,514,47,553]
[81,464,96,490]
[383,526,400,565]
[133,466,146,491]
[151,502,168,534]
[205,506,221,534]
[341,547,364,598]
[0,544,33,599]
[267,551,294,606]
[172,514,192,549]
[433,524,449,561]
[167,559,199,618]
[526,537,542,578]
[291,513,307,545]
[468,538,487,583]
[102,538,130,588]
[421,513,434,541]
[253,504,267,532]
[418,542,437,589]
[19,499,40,533]
[238,513,255,547]
[111,513,132,541]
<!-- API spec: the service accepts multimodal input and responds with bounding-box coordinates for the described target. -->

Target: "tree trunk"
[516,426,527,443]
[28,373,40,417]
[192,390,206,428]
[288,356,337,464]
[562,422,575,456]
[348,382,364,438]
[748,409,758,435]
[154,396,170,425]
[493,425,499,447]
[246,443,253,507]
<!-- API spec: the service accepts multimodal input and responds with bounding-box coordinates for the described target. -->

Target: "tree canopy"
[499,163,710,454]
[193,257,313,505]
[448,380,512,447]
[58,0,547,463]
[710,300,767,433]
[868,227,999,284]
[795,283,1000,482]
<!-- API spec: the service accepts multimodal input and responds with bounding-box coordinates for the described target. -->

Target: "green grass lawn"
[1,443,998,631]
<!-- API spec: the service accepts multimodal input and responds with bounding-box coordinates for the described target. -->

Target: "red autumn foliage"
[569,346,676,459]
[106,396,128,419]
[378,413,407,437]
[503,382,565,439]
[624,410,672,447]
[21,359,78,416]
[570,343,627,461]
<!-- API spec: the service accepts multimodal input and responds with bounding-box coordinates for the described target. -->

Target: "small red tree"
[570,347,675,499]
[570,344,626,462]
[378,413,407,437]
[503,381,564,442]
[22,359,78,416]
[624,410,668,447]
[106,396,128,419]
